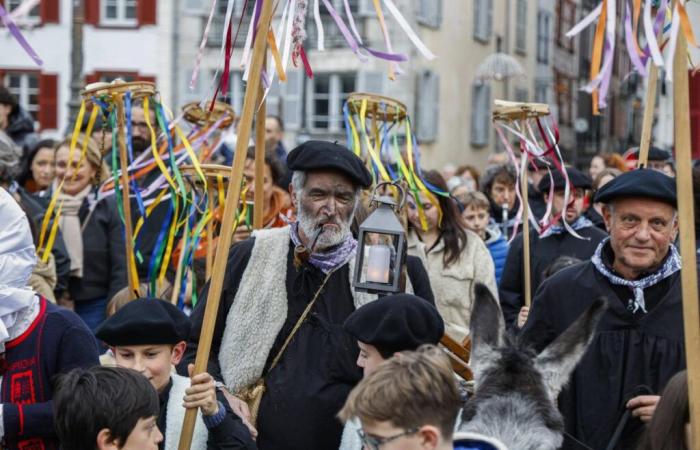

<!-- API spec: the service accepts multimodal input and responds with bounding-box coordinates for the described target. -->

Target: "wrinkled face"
[356,341,386,378]
[292,170,357,250]
[116,417,163,450]
[407,192,439,233]
[490,180,516,210]
[265,117,283,145]
[0,103,11,129]
[30,147,55,189]
[462,205,489,238]
[244,158,274,206]
[589,156,605,180]
[547,188,585,223]
[130,106,156,154]
[603,198,678,278]
[54,144,97,195]
[114,343,183,393]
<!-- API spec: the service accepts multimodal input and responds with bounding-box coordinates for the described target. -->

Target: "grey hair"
[0,131,21,184]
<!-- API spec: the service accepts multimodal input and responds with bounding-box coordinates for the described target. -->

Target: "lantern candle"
[366,244,391,283]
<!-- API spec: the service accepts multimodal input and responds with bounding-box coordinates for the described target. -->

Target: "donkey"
[458,284,606,450]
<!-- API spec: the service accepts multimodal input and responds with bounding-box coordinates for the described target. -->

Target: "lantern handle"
[370,181,406,211]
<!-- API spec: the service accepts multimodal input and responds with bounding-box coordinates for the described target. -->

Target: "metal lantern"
[353,182,406,294]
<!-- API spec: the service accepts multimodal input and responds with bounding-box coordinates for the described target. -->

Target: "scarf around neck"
[540,215,594,239]
[591,238,681,313]
[289,222,357,273]
[53,180,93,278]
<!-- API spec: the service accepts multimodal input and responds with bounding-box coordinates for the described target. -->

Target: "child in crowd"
[54,366,163,450]
[339,345,461,450]
[95,298,256,450]
[457,191,508,284]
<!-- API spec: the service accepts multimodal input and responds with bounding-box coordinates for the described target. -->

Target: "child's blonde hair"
[456,190,490,211]
[338,345,461,440]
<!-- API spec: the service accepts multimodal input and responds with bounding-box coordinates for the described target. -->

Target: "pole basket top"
[183,101,236,128]
[492,100,551,122]
[346,92,408,122]
[81,80,157,101]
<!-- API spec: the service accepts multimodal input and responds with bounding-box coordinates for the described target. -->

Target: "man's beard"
[297,199,355,251]
[131,136,150,154]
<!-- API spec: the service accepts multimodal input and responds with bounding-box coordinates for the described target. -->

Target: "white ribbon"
[566,2,602,38]
[380,0,436,60]
[313,0,325,51]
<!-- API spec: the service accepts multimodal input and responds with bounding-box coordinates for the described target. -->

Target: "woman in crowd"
[40,134,127,331]
[584,167,621,230]
[589,152,628,180]
[406,170,497,342]
[17,139,55,193]
[637,370,689,450]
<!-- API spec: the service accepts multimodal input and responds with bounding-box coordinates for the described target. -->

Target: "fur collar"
[165,374,208,450]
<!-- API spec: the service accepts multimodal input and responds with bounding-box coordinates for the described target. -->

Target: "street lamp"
[353,182,406,294]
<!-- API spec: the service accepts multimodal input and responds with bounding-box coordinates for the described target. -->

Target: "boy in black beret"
[631,146,672,172]
[499,167,607,329]
[95,299,256,450]
[338,294,444,450]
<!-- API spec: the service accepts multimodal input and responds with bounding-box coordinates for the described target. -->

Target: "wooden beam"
[253,61,266,230]
[637,31,663,169]
[521,162,531,307]
[177,1,276,448]
[673,29,700,450]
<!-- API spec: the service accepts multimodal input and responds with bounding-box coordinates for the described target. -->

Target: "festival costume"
[521,241,688,450]
[184,226,382,450]
[499,217,607,328]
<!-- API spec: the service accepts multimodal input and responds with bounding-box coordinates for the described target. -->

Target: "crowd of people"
[1,82,700,450]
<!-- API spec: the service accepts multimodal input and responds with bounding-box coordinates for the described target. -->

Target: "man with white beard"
[182,141,377,450]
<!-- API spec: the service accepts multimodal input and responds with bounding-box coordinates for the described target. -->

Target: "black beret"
[343,294,444,355]
[593,168,677,206]
[287,140,372,188]
[538,167,591,193]
[632,146,671,161]
[95,298,191,346]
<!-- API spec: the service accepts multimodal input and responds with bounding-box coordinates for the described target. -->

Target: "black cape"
[521,252,687,450]
[184,238,429,450]
[499,225,607,328]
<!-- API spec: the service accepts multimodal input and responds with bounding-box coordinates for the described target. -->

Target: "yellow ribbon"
[268,29,287,82]
[359,99,391,182]
[144,96,177,191]
[589,0,607,116]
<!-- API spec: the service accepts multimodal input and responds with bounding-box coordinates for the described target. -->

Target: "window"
[416,0,442,28]
[535,80,549,104]
[554,71,573,125]
[473,0,492,43]
[470,82,491,147]
[556,0,576,52]
[3,72,39,124]
[515,0,527,54]
[416,70,439,143]
[307,73,356,132]
[6,0,40,24]
[537,10,551,64]
[101,0,138,26]
[515,88,528,103]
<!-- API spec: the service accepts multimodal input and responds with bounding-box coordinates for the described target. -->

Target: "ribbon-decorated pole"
[254,53,267,230]
[638,30,664,168]
[673,21,700,450]
[520,166,531,307]
[116,99,140,299]
[177,0,276,447]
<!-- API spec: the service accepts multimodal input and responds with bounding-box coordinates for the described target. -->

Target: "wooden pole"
[673,30,700,450]
[253,58,267,230]
[177,0,275,448]
[116,100,139,299]
[637,32,663,168]
[521,160,531,307]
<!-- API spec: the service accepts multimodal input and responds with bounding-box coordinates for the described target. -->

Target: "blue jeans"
[75,297,108,333]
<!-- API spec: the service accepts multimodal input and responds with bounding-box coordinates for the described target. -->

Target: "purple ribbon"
[0,4,42,66]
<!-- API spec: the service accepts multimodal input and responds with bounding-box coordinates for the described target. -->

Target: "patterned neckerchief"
[591,238,681,313]
[289,222,357,273]
[540,215,594,239]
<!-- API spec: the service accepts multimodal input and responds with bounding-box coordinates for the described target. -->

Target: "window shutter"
[40,0,59,24]
[138,0,157,26]
[85,0,99,25]
[416,70,439,143]
[282,70,303,130]
[357,71,384,95]
[470,83,490,147]
[515,0,526,53]
[416,0,442,28]
[486,0,493,40]
[38,73,58,131]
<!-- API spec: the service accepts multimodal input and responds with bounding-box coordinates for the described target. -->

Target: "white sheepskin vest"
[165,374,208,450]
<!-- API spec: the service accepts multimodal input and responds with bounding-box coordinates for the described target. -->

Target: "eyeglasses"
[356,428,419,450]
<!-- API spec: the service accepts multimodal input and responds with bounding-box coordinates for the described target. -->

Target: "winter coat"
[484,226,508,285]
[5,107,38,154]
[407,230,498,342]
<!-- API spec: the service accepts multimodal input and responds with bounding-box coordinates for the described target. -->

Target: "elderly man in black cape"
[499,167,607,328]
[181,141,430,450]
[521,169,689,450]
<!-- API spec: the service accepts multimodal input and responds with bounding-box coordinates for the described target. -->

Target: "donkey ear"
[534,298,607,399]
[469,283,505,376]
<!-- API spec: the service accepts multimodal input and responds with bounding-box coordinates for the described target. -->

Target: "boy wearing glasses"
[339,345,460,450]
